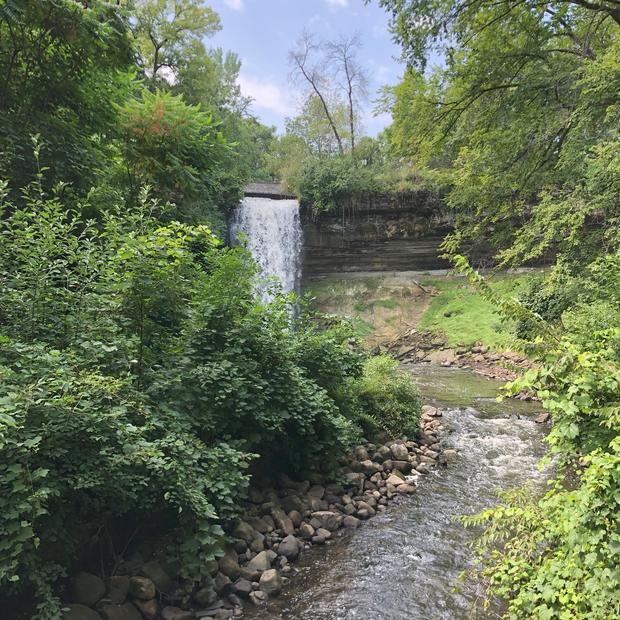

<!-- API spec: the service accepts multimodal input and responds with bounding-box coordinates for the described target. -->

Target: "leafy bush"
[296,155,382,214]
[353,354,422,439]
[0,175,368,615]
[453,254,620,620]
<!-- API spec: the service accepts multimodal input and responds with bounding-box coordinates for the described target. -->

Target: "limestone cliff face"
[300,190,452,279]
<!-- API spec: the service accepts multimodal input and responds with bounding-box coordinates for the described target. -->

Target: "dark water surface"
[247,365,547,620]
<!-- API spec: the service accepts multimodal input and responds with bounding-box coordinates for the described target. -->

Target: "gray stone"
[280,494,303,513]
[194,586,218,607]
[392,460,412,473]
[246,550,272,573]
[249,591,267,605]
[140,560,174,595]
[231,578,253,598]
[354,446,369,461]
[390,443,409,461]
[128,576,156,601]
[271,508,295,536]
[298,522,315,539]
[386,473,406,486]
[249,534,265,553]
[232,521,256,543]
[245,516,269,533]
[63,604,102,620]
[343,516,361,528]
[440,449,458,464]
[218,549,240,580]
[288,510,303,528]
[360,460,381,475]
[310,511,341,532]
[107,576,130,605]
[276,535,299,561]
[161,607,194,620]
[100,604,142,620]
[307,484,325,499]
[213,572,231,594]
[71,572,106,607]
[309,497,329,512]
[259,569,282,597]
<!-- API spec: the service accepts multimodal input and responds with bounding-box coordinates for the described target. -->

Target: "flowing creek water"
[247,364,547,620]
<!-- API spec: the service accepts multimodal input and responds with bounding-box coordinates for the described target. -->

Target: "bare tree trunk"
[290,33,345,155]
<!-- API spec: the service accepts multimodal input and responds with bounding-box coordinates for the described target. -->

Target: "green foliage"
[352,355,422,439]
[0,172,374,613]
[117,90,239,224]
[0,0,134,194]
[452,256,620,619]
[297,155,382,214]
[382,0,620,264]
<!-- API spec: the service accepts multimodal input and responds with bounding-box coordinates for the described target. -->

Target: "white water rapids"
[229,196,303,302]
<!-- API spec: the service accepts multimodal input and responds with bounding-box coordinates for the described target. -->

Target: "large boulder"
[271,508,295,536]
[309,511,342,532]
[63,604,102,620]
[107,576,130,605]
[71,572,106,607]
[128,576,156,601]
[100,604,142,620]
[276,535,300,561]
[246,550,272,573]
[259,569,282,597]
[390,443,409,461]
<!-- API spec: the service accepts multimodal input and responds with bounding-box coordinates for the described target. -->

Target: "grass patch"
[374,298,399,310]
[418,273,536,349]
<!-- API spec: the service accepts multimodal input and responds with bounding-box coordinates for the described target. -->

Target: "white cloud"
[325,0,348,7]
[224,0,244,11]
[237,74,295,118]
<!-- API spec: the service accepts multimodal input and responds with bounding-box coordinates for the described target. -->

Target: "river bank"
[246,365,547,619]
[61,401,449,620]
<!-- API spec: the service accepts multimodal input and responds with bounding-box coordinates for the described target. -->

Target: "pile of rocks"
[63,562,191,620]
[63,405,455,620]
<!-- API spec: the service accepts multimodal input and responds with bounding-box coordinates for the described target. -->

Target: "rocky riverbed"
[62,405,450,620]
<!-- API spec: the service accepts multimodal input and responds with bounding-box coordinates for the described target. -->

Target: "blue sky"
[207,0,404,136]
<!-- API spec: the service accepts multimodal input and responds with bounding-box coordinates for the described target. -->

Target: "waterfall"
[229,196,303,302]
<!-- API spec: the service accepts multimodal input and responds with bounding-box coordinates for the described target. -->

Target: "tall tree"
[381,0,620,262]
[133,0,220,85]
[290,32,346,155]
[0,0,134,194]
[326,34,368,159]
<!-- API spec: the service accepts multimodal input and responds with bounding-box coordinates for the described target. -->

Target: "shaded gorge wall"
[300,190,453,280]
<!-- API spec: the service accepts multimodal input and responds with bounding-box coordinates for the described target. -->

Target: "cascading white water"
[229,196,303,301]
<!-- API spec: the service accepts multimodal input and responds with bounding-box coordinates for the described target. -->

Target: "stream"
[247,364,547,620]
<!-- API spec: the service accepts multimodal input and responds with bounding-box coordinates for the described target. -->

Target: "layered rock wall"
[300,190,452,279]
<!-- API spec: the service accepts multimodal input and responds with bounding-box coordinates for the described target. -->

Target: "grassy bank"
[304,270,542,351]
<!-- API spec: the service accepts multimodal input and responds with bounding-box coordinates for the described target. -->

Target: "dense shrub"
[0,176,367,616]
[454,254,620,620]
[353,354,422,439]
